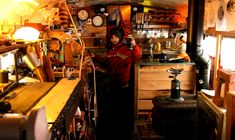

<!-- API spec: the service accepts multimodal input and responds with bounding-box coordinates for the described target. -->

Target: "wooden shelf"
[143,24,171,29]
[0,39,48,54]
[205,27,235,37]
[0,46,18,55]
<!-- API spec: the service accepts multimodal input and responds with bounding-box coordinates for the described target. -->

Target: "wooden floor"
[135,121,166,140]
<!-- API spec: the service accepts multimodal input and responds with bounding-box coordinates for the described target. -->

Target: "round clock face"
[78,9,89,21]
[92,15,104,27]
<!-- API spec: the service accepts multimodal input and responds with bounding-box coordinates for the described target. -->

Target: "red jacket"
[107,42,142,86]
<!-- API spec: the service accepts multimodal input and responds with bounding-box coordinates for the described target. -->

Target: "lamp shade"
[13,27,40,42]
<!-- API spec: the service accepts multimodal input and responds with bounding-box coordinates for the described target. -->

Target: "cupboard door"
[139,64,195,91]
[137,64,195,113]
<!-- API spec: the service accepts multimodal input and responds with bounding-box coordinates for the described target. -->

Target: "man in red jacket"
[107,30,142,87]
[94,30,142,140]
[92,30,142,87]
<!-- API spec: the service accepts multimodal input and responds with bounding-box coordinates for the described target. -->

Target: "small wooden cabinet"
[134,62,196,120]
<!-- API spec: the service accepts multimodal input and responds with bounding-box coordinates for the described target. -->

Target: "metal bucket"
[0,71,9,83]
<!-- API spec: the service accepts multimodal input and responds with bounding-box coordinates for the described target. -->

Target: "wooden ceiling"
[67,0,188,10]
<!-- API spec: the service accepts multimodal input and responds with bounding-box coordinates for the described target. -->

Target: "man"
[93,30,142,140]
[107,30,142,87]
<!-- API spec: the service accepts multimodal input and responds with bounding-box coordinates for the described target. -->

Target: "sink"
[142,49,179,61]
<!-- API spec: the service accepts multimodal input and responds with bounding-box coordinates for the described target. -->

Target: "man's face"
[111,34,120,45]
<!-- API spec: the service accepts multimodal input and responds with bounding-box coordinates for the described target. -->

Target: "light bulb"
[13,26,40,42]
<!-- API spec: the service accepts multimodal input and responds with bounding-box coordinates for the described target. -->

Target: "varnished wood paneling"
[138,90,193,99]
[135,63,196,117]
[139,64,194,72]
[32,78,80,123]
[139,64,195,91]
[9,82,56,114]
[139,71,194,81]
[138,100,154,111]
[139,80,194,90]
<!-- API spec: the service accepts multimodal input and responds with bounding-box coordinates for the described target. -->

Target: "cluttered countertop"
[135,32,194,66]
[137,49,195,66]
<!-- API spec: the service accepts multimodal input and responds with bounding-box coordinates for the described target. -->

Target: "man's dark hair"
[110,30,123,41]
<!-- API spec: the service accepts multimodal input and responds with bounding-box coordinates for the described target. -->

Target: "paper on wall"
[204,0,219,30]
[216,0,235,31]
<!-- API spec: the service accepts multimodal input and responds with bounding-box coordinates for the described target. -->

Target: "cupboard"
[134,61,196,120]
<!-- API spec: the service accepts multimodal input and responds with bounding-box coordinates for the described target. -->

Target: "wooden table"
[8,78,82,139]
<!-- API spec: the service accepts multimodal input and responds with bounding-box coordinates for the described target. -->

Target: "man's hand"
[116,53,128,60]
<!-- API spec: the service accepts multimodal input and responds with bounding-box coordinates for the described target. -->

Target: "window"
[204,36,235,71]
[220,38,235,70]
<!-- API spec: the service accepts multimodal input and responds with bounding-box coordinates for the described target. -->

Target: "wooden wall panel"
[139,71,194,81]
[138,100,154,111]
[138,90,193,99]
[136,63,196,118]
[139,79,194,90]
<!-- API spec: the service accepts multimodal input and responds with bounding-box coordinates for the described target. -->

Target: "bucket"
[0,71,9,83]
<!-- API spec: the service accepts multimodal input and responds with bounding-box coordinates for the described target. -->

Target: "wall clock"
[92,15,104,27]
[77,9,89,21]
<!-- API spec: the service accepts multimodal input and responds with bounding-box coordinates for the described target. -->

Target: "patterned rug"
[136,121,166,140]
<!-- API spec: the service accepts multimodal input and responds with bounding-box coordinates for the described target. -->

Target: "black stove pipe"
[187,0,211,92]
